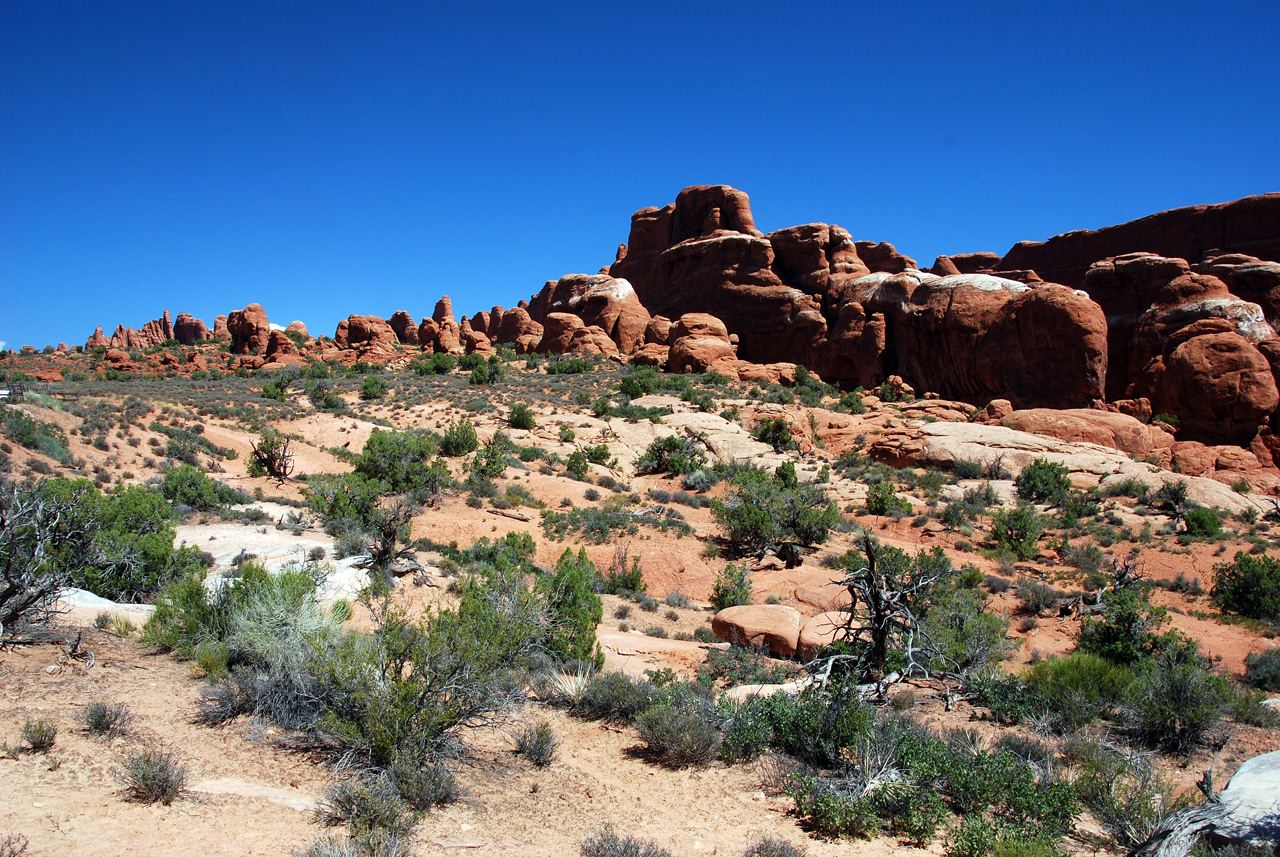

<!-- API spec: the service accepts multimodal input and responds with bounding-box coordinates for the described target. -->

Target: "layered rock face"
[996,193,1280,288]
[528,273,650,353]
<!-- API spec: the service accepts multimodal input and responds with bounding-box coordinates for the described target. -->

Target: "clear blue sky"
[3,1,1278,350]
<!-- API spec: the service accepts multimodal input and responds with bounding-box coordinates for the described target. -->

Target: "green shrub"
[1023,653,1134,730]
[508,403,535,430]
[786,776,879,838]
[513,720,558,766]
[539,549,604,669]
[355,430,450,501]
[1077,587,1192,667]
[710,563,752,610]
[990,504,1043,560]
[1244,648,1280,691]
[637,435,705,475]
[118,747,188,804]
[712,467,839,552]
[1212,552,1280,621]
[1183,508,1221,538]
[866,481,912,516]
[439,419,479,457]
[565,449,589,479]
[162,464,247,511]
[359,375,388,400]
[317,773,415,839]
[21,717,56,753]
[1015,459,1070,504]
[576,672,655,723]
[1124,652,1229,752]
[76,700,133,739]
[635,696,722,766]
[741,836,808,857]
[750,417,796,451]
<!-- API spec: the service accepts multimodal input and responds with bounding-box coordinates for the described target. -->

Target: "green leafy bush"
[865,481,912,516]
[439,419,479,457]
[637,435,705,475]
[355,430,451,502]
[161,464,248,511]
[359,375,388,400]
[1212,552,1280,621]
[539,549,604,669]
[1077,588,1192,667]
[508,403,535,430]
[712,467,839,552]
[1014,459,1070,504]
[989,504,1044,560]
[1123,652,1229,752]
[710,563,752,610]
[1244,648,1280,691]
[750,417,796,451]
[1183,508,1221,538]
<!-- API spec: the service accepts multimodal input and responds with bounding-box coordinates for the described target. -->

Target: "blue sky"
[3,1,1278,349]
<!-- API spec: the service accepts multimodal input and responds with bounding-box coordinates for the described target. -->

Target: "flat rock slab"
[191,778,319,812]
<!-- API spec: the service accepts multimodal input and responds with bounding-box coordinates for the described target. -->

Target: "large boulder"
[668,313,738,375]
[1153,332,1279,445]
[994,408,1175,460]
[432,297,461,353]
[227,303,271,354]
[212,315,232,342]
[85,326,109,349]
[711,604,803,658]
[341,314,398,351]
[173,313,208,345]
[798,611,854,660]
[536,313,585,354]
[388,310,420,345]
[1194,253,1280,329]
[528,273,651,353]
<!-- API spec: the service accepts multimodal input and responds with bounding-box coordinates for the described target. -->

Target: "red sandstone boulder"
[495,307,544,346]
[388,311,419,345]
[629,343,669,368]
[536,313,585,354]
[265,330,295,358]
[798,611,854,660]
[645,316,673,345]
[212,315,232,342]
[432,297,461,353]
[671,313,729,342]
[767,223,869,294]
[1154,332,1279,444]
[173,313,208,345]
[227,304,271,354]
[667,313,738,374]
[528,273,651,353]
[565,326,619,357]
[342,315,398,351]
[286,320,309,338]
[1194,254,1280,329]
[86,326,109,349]
[417,318,439,352]
[711,605,803,658]
[461,319,494,354]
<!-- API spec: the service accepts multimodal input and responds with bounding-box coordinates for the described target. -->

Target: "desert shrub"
[565,448,590,479]
[750,417,796,451]
[21,717,56,753]
[637,435,705,475]
[602,550,646,594]
[1243,648,1280,691]
[1014,459,1070,504]
[354,430,450,502]
[712,467,839,553]
[359,376,388,400]
[1212,551,1280,621]
[1183,507,1221,538]
[865,481,912,516]
[513,720,558,766]
[0,833,29,857]
[27,477,208,603]
[545,356,590,375]
[1023,654,1134,730]
[580,827,673,857]
[508,403,535,430]
[1071,739,1182,847]
[306,380,348,413]
[1123,652,1229,752]
[439,418,479,457]
[990,504,1044,560]
[1077,587,1191,667]
[388,759,458,812]
[118,747,189,804]
[76,700,133,739]
[954,459,985,479]
[539,549,604,669]
[710,563,752,610]
[576,671,655,723]
[635,693,722,766]
[161,464,248,511]
[318,773,415,839]
[1016,581,1061,614]
[985,575,1011,594]
[741,836,808,857]
[920,586,1012,676]
[1,409,70,462]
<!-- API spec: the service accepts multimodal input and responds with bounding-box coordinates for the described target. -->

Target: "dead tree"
[250,429,294,481]
[1,481,87,639]
[814,532,947,690]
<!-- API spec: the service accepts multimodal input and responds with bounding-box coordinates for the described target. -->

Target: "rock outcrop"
[227,304,271,354]
[387,311,419,345]
[528,273,651,353]
[996,193,1280,288]
[173,313,208,345]
[711,605,803,658]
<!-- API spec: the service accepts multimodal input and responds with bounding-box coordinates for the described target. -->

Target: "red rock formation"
[1194,254,1280,328]
[494,307,543,347]
[433,297,461,353]
[388,311,419,345]
[86,327,109,349]
[668,313,738,375]
[644,316,672,345]
[212,315,232,342]
[341,315,398,351]
[173,313,208,345]
[536,313,585,354]
[528,274,651,353]
[227,304,271,354]
[265,330,295,358]
[996,193,1280,288]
